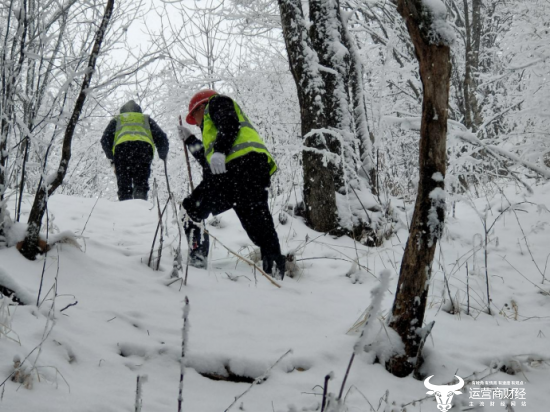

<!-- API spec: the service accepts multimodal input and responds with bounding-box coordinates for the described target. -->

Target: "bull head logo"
[424,375,464,412]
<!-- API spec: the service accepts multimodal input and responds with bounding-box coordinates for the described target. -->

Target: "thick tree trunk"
[278,0,340,232]
[386,0,451,378]
[19,0,115,260]
[309,0,351,134]
[278,0,379,233]
[309,0,358,198]
[302,131,340,232]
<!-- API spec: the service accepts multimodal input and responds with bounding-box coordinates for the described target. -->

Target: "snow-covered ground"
[1,183,549,412]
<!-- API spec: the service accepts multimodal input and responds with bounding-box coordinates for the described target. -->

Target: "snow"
[432,172,444,182]
[421,0,455,45]
[5,221,26,247]
[0,267,35,305]
[354,269,392,356]
[429,187,446,202]
[422,0,446,17]
[1,184,550,411]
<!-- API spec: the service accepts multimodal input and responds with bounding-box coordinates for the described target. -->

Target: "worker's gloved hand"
[210,152,226,174]
[177,125,194,142]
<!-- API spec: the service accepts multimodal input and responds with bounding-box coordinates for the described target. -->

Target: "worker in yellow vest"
[101,100,169,200]
[178,90,286,279]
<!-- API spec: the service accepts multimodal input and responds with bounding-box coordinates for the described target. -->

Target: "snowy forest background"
[1,0,550,411]
[3,0,549,209]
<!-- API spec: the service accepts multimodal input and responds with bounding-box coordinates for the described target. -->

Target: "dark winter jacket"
[185,95,251,172]
[182,95,278,262]
[100,101,169,161]
[184,95,272,219]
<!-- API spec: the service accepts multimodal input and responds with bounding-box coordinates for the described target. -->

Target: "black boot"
[189,248,208,269]
[184,220,209,269]
[133,187,148,200]
[262,254,286,280]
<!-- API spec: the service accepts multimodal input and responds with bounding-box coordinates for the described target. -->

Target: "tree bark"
[386,0,451,378]
[19,0,115,260]
[278,0,376,233]
[309,0,351,134]
[309,0,358,197]
[340,12,376,193]
[278,0,339,232]
[462,0,482,131]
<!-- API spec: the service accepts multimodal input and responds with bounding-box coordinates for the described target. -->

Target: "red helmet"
[186,89,217,125]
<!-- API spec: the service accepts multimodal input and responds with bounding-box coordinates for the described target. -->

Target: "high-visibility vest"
[202,98,277,175]
[112,112,155,154]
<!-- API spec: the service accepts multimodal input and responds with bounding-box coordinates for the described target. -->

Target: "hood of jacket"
[119,100,142,114]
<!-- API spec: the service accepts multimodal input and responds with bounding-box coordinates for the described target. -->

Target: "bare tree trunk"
[386,0,451,378]
[462,0,482,131]
[309,0,351,134]
[0,0,29,246]
[279,0,377,233]
[19,0,115,260]
[309,0,360,198]
[278,0,339,232]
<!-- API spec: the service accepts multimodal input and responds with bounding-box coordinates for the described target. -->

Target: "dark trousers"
[114,141,153,201]
[183,153,281,259]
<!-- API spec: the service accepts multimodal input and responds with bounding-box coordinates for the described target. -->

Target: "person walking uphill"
[178,89,286,278]
[101,100,169,201]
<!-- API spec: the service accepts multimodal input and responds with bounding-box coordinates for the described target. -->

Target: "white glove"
[210,152,226,174]
[177,125,194,142]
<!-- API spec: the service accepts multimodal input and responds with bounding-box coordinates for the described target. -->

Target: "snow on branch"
[453,130,550,180]
[354,269,392,355]
[382,115,422,131]
[304,127,343,140]
[302,147,341,167]
[383,115,550,179]
[303,128,344,167]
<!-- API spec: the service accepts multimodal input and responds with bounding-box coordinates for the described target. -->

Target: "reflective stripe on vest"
[202,98,277,175]
[113,113,155,154]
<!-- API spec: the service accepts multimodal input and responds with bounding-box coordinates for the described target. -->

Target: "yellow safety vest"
[113,112,155,154]
[202,98,277,175]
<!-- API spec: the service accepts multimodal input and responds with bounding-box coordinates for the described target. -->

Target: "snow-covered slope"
[1,185,549,412]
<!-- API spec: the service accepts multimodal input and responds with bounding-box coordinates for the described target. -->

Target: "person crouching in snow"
[101,100,169,201]
[178,89,286,278]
